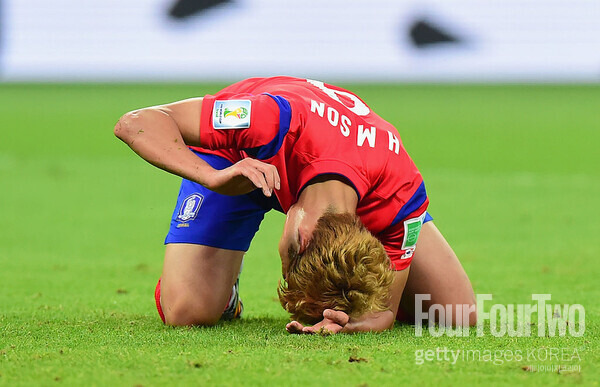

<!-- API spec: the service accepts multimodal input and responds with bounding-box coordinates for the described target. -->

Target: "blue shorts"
[165,151,433,251]
[164,151,278,251]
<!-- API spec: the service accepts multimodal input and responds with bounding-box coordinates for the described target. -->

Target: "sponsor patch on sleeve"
[212,100,251,129]
[400,213,426,259]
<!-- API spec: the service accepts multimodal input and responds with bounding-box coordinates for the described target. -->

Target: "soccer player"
[114,76,476,333]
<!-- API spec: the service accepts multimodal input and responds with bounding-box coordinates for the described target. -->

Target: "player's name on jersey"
[310,99,401,154]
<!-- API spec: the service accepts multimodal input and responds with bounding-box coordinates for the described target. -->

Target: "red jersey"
[196,76,428,270]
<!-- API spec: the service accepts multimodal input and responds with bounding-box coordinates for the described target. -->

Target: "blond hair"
[278,212,394,324]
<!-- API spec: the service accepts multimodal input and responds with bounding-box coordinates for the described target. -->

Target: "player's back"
[222,77,423,233]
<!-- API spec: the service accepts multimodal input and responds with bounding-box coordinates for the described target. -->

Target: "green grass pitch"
[0,83,598,385]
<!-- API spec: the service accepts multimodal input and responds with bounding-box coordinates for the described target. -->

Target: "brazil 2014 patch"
[177,193,204,223]
[212,100,251,129]
[401,213,426,259]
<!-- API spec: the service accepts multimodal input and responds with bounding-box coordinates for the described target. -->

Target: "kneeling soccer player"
[114,76,476,333]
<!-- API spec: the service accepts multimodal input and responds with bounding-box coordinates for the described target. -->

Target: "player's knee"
[163,296,222,327]
[452,285,477,327]
[466,293,477,327]
[454,302,478,327]
[453,292,477,327]
[431,295,477,327]
[468,304,478,327]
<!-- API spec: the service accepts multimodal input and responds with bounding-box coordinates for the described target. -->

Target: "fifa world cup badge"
[213,100,252,129]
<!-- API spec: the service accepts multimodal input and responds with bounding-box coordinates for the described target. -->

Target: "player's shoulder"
[219,76,303,93]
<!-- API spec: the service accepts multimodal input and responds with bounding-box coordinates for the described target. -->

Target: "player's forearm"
[114,108,214,186]
[342,310,395,333]
[343,269,409,333]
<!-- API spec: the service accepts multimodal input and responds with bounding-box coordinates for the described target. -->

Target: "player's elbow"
[114,110,143,144]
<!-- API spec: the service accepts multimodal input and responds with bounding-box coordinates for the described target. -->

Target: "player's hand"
[286,309,395,335]
[286,309,350,335]
[207,158,280,197]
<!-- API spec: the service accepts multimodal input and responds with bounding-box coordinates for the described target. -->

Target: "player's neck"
[297,176,358,215]
[294,176,358,248]
[278,177,358,275]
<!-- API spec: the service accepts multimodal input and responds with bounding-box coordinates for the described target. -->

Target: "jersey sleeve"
[377,196,429,271]
[199,93,292,160]
[377,216,421,271]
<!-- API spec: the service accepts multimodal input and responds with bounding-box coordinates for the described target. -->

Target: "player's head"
[278,212,394,324]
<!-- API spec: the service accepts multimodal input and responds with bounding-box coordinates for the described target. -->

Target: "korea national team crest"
[213,100,252,129]
[177,193,204,222]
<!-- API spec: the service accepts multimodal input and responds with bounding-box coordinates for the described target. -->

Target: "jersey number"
[306,79,370,116]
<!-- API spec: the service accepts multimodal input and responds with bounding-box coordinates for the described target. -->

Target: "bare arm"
[114,98,279,196]
[286,269,409,334]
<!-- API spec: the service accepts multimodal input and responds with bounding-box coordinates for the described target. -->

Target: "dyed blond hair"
[278,212,394,324]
